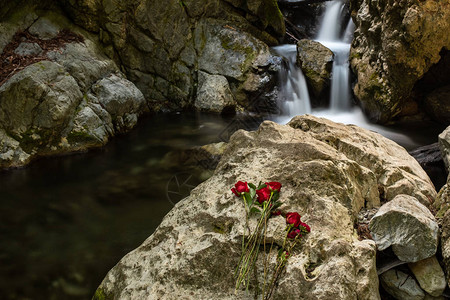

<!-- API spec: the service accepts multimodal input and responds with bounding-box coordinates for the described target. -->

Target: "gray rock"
[0,61,82,133]
[195,71,235,113]
[28,17,60,40]
[380,269,425,300]
[91,74,146,127]
[369,194,439,262]
[438,175,450,287]
[13,42,43,56]
[296,39,333,98]
[439,126,450,172]
[47,41,118,92]
[408,256,446,297]
[96,115,435,299]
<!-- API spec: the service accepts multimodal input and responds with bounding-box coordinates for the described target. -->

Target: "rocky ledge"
[95,115,442,299]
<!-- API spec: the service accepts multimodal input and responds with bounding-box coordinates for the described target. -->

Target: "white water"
[273,0,418,148]
[272,45,311,115]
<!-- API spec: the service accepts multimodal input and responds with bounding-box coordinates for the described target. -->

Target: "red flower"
[256,187,271,203]
[300,222,311,233]
[266,181,282,192]
[286,212,301,228]
[271,210,282,216]
[232,181,249,197]
[287,228,301,239]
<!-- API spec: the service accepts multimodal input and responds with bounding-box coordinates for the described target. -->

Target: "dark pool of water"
[0,112,263,300]
[0,111,442,300]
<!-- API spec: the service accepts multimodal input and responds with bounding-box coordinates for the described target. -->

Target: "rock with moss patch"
[350,0,450,123]
[408,255,446,297]
[296,39,333,99]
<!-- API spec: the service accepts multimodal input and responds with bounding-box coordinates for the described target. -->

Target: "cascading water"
[272,45,312,116]
[274,0,418,148]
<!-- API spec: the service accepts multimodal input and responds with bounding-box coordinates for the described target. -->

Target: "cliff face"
[58,0,285,112]
[349,0,450,124]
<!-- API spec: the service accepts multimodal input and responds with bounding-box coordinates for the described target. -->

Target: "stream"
[0,0,445,299]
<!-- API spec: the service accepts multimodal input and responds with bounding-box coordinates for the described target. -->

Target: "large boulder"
[408,256,446,297]
[95,115,435,299]
[349,0,450,123]
[296,39,333,99]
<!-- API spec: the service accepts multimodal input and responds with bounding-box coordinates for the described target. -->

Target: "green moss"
[10,128,54,153]
[67,130,98,144]
[350,52,362,60]
[92,288,106,300]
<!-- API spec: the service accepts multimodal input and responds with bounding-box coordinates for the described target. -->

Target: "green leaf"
[272,193,280,201]
[248,183,257,190]
[271,201,282,210]
[250,187,256,200]
[258,183,267,189]
[244,193,253,207]
[250,207,261,215]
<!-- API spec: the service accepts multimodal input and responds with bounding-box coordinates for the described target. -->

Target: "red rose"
[271,210,282,216]
[256,187,271,203]
[231,188,239,197]
[286,212,301,228]
[300,222,311,233]
[287,228,301,239]
[266,181,282,192]
[234,181,249,194]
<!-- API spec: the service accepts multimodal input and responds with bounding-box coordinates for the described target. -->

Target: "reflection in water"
[0,112,260,300]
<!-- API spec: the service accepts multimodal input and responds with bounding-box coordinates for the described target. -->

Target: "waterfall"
[316,0,353,112]
[273,0,417,148]
[272,45,312,116]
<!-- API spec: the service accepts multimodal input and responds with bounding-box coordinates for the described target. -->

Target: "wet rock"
[369,194,439,262]
[424,85,450,126]
[13,42,42,56]
[195,71,235,113]
[96,115,435,299]
[350,0,450,123]
[296,39,333,99]
[380,269,425,300]
[438,126,450,172]
[409,143,447,191]
[408,256,446,297]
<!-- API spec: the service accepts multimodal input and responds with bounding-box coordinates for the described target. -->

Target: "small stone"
[195,71,235,113]
[369,194,439,262]
[13,42,43,56]
[408,256,446,297]
[380,269,425,300]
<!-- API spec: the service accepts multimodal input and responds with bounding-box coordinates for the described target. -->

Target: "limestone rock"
[350,0,450,123]
[424,85,450,125]
[96,115,435,299]
[296,39,333,98]
[195,71,235,113]
[369,194,439,262]
[408,256,446,297]
[438,175,450,287]
[438,126,450,172]
[380,269,425,300]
